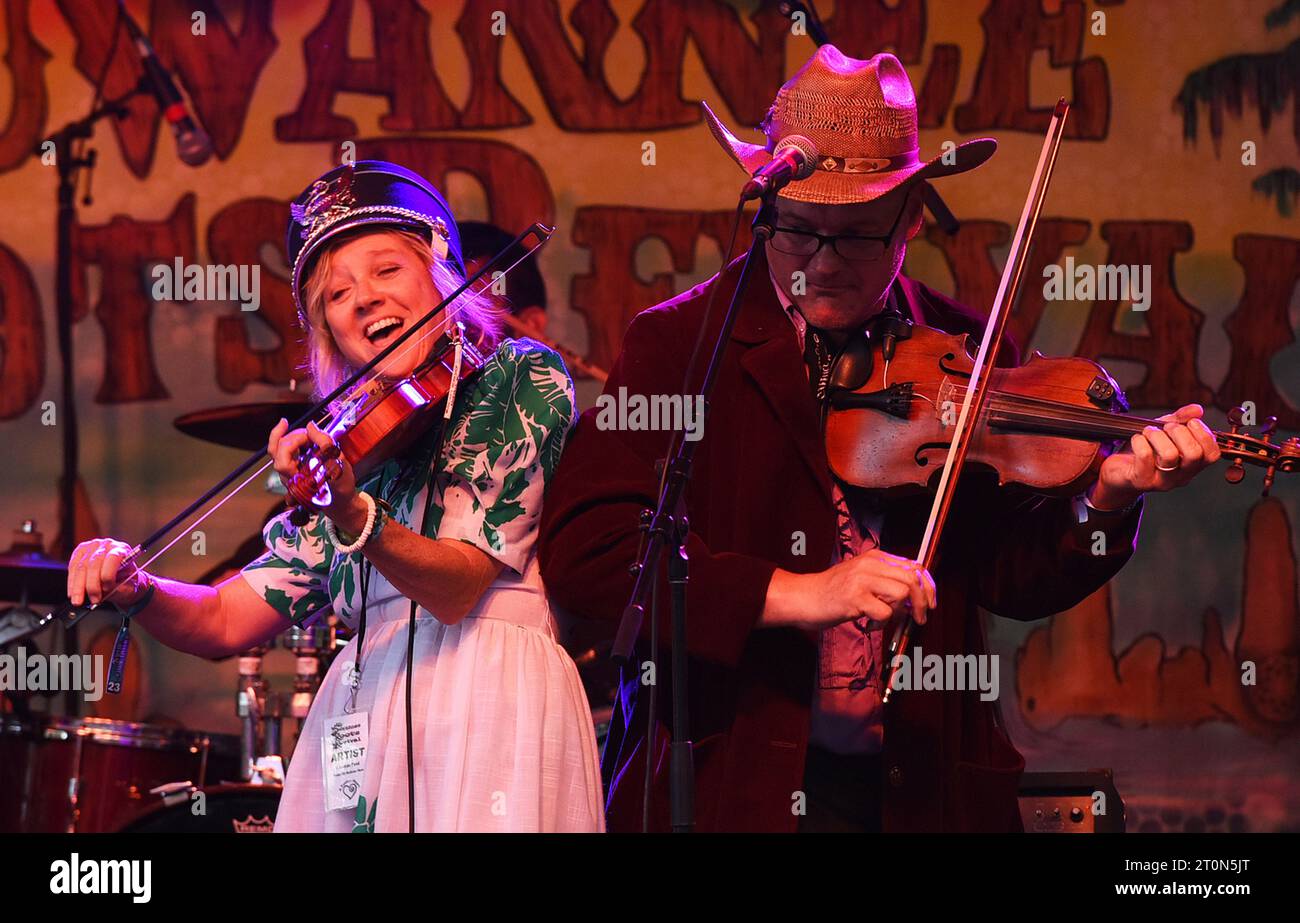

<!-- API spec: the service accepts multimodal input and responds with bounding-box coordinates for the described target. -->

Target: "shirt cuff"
[1073,491,1142,524]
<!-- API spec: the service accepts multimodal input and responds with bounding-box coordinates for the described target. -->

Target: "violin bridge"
[936,377,957,422]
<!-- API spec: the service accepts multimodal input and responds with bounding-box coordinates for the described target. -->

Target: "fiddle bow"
[880,98,1071,702]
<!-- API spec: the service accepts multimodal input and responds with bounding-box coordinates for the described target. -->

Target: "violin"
[823,321,1300,498]
[282,323,485,518]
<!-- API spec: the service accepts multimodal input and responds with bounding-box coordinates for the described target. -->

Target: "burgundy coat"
[538,249,1142,832]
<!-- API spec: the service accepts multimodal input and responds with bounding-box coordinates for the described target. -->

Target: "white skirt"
[272,555,605,833]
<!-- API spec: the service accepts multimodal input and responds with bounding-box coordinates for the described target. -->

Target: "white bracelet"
[325,491,376,553]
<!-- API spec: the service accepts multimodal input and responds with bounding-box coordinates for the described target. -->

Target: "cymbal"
[0,547,67,606]
[174,399,313,452]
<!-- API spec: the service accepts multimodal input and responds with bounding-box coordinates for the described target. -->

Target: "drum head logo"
[231,814,275,833]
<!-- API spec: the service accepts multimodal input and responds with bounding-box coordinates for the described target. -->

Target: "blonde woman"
[66,161,604,832]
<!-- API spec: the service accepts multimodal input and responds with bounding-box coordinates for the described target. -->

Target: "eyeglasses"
[769,202,909,262]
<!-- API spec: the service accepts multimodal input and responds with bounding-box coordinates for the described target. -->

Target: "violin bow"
[881,99,1071,703]
[43,222,555,634]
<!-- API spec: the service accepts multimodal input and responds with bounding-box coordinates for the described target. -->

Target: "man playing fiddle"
[538,47,1220,832]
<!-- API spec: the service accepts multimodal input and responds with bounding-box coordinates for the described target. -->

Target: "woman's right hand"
[67,538,152,607]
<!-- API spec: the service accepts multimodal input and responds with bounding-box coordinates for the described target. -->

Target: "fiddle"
[282,323,485,518]
[823,322,1300,498]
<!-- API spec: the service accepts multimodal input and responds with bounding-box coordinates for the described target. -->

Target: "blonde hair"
[300,227,503,401]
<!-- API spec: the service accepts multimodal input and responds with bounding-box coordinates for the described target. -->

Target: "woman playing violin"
[66,161,604,832]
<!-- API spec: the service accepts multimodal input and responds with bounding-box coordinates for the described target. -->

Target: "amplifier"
[1019,770,1125,833]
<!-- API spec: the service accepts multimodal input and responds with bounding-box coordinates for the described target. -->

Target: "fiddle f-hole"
[913,442,950,468]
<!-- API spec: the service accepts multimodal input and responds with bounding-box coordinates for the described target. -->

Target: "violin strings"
[961,388,1252,452]
[940,384,1173,440]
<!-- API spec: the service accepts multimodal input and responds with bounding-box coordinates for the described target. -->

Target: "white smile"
[363,316,404,342]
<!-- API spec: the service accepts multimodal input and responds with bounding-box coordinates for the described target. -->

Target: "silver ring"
[1155,460,1179,472]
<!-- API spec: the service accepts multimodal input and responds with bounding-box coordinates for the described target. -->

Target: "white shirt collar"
[768,262,808,351]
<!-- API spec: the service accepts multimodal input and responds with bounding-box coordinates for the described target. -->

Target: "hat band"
[814,152,919,175]
[291,205,452,319]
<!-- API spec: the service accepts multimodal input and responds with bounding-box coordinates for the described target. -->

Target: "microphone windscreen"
[773,135,819,179]
[176,128,213,167]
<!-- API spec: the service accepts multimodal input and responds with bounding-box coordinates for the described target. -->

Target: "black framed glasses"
[770,202,909,262]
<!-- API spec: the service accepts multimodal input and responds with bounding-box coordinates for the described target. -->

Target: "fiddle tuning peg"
[1258,418,1281,496]
[1224,405,1249,484]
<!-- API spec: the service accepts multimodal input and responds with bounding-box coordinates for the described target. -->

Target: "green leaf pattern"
[352,795,378,833]
[239,338,575,627]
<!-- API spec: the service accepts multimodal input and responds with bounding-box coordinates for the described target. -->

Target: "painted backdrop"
[0,0,1297,831]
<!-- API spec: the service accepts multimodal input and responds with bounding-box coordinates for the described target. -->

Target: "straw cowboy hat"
[703,45,996,205]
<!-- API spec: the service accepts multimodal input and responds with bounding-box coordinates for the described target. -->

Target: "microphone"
[119,6,212,167]
[741,135,818,201]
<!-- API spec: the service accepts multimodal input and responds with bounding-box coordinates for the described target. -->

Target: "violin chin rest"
[828,336,874,393]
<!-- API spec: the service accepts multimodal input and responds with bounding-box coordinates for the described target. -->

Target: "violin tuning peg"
[1262,465,1275,497]
[1224,459,1246,484]
[1259,415,1278,439]
[1227,406,1245,432]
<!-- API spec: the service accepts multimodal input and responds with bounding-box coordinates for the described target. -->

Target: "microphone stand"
[36,90,138,718]
[612,187,780,833]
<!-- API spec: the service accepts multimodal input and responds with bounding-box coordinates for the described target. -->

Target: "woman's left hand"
[268,418,366,532]
[1088,403,1222,510]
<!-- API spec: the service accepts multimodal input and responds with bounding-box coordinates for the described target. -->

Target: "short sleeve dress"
[240,338,604,832]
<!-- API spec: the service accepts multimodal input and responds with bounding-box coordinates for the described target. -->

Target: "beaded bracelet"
[325,491,377,553]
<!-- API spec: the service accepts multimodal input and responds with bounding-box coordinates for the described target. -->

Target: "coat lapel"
[728,250,835,506]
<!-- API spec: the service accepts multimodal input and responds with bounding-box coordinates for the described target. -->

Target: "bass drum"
[0,716,240,833]
[118,783,282,833]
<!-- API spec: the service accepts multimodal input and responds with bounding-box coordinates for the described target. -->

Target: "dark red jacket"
[538,249,1141,832]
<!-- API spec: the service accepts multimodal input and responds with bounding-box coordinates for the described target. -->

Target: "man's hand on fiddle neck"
[1087,403,1221,511]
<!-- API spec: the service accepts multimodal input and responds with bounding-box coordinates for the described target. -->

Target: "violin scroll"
[1223,405,1299,496]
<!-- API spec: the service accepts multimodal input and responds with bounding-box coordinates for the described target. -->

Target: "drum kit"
[2,391,616,833]
[0,395,346,834]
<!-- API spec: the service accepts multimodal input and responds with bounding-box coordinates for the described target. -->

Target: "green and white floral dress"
[240,339,604,832]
